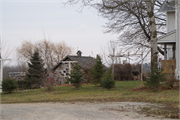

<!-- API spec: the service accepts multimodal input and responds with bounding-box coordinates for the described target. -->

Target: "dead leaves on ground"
[129,86,179,92]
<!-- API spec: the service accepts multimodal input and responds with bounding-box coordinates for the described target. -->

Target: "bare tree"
[16,40,73,71]
[64,0,166,69]
[0,39,13,80]
[16,40,34,63]
[36,40,55,72]
[101,41,122,66]
[0,40,11,60]
[53,41,72,64]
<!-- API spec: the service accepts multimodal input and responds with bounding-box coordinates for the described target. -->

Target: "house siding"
[167,11,175,32]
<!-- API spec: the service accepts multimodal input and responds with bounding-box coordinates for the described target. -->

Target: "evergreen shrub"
[2,78,17,93]
[144,68,166,91]
[17,80,30,90]
[101,70,115,90]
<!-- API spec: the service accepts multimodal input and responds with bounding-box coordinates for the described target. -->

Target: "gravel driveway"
[0,102,178,120]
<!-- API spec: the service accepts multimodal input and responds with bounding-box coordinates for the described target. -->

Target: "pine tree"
[101,70,115,90]
[144,67,166,91]
[90,55,104,86]
[68,63,83,89]
[26,50,45,88]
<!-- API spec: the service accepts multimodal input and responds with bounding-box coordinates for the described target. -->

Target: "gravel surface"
[0,102,178,120]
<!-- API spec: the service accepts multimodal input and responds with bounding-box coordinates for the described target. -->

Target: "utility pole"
[112,47,115,75]
[110,40,116,75]
[128,52,130,63]
[0,54,11,93]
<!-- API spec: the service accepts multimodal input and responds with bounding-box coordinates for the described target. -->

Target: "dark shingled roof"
[52,55,107,71]
[68,55,96,69]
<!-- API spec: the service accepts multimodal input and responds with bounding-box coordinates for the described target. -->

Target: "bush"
[101,70,115,90]
[111,64,141,81]
[2,78,17,93]
[17,80,30,90]
[144,68,166,91]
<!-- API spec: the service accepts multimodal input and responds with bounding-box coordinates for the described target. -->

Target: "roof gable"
[157,30,176,44]
[52,55,108,71]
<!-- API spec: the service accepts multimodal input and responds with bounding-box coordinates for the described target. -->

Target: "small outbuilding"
[52,51,107,85]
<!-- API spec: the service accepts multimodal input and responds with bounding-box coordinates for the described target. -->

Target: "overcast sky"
[1,0,118,65]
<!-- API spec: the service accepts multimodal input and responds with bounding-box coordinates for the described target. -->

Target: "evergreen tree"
[101,70,115,90]
[68,63,83,89]
[144,67,166,91]
[26,50,45,88]
[90,55,104,86]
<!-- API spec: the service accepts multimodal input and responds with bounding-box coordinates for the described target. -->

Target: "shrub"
[2,78,17,93]
[144,68,166,91]
[17,80,30,90]
[101,70,115,90]
[111,64,142,81]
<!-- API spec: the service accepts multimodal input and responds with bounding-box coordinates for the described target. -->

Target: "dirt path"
[0,102,178,120]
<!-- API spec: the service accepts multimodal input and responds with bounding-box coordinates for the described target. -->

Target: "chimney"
[76,50,82,57]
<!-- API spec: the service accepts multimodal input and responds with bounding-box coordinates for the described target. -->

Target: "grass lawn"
[1,81,179,118]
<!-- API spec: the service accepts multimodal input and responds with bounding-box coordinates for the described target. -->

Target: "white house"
[158,0,180,79]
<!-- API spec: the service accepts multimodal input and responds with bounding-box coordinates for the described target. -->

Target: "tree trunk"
[145,1,158,70]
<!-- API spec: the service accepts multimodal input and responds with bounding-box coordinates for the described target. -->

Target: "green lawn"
[1,81,179,118]
[1,81,178,104]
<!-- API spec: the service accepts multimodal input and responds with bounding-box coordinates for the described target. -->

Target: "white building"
[157,0,180,79]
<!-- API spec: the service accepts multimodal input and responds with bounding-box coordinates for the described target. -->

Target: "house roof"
[159,1,175,12]
[52,55,107,71]
[157,30,176,44]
